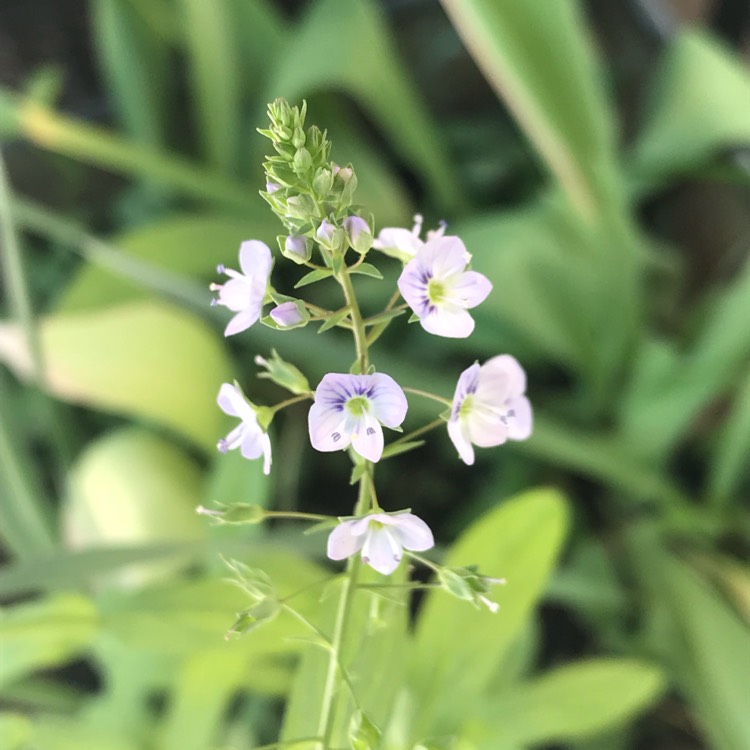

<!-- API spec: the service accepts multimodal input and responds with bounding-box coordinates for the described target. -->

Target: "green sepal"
[225,598,280,639]
[350,463,367,485]
[408,312,420,323]
[295,268,333,288]
[255,349,311,396]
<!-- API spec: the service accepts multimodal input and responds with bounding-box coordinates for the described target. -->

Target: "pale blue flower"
[270,301,305,328]
[398,236,492,338]
[327,511,434,575]
[448,355,532,465]
[308,373,407,462]
[211,241,272,336]
[373,213,446,263]
[217,383,272,474]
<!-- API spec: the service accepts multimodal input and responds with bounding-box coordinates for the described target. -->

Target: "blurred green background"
[0,1,749,748]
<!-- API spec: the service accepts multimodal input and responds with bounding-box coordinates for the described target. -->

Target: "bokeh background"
[1,1,749,749]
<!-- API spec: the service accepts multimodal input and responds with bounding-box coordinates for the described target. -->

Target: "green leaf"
[619,257,750,461]
[0,713,32,750]
[0,301,231,451]
[0,594,98,688]
[63,428,207,586]
[177,0,240,173]
[265,0,460,211]
[470,659,665,746]
[349,262,383,280]
[409,488,569,737]
[708,368,750,506]
[440,0,620,220]
[318,307,351,333]
[92,0,168,146]
[55,213,270,313]
[631,529,750,750]
[632,30,750,190]
[295,268,334,288]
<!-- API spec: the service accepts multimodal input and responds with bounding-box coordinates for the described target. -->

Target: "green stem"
[337,265,368,372]
[316,477,370,748]
[270,393,314,415]
[386,418,445,453]
[403,386,451,407]
[365,289,403,347]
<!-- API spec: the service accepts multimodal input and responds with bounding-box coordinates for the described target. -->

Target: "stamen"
[210,298,218,307]
[216,264,226,274]
[217,439,228,453]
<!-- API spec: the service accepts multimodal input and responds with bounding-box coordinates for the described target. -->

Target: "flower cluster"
[208,100,532,582]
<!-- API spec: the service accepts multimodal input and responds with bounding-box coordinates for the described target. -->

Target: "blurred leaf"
[633,530,750,750]
[0,594,98,688]
[158,650,249,750]
[63,428,206,587]
[54,213,269,312]
[632,30,750,190]
[0,88,254,211]
[708,368,750,506]
[620,257,750,461]
[92,0,168,146]
[0,713,32,750]
[440,0,620,220]
[0,301,231,451]
[177,0,240,173]
[24,717,137,750]
[469,659,664,747]
[409,488,569,737]
[265,0,459,211]
[691,553,750,625]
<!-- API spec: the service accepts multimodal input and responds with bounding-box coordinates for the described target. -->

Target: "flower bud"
[255,350,311,395]
[265,181,281,193]
[344,215,373,254]
[316,219,346,254]
[270,300,308,329]
[281,235,311,264]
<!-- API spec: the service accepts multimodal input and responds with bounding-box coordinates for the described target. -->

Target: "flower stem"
[387,418,445,452]
[403,386,451,407]
[270,393,314,414]
[316,477,369,748]
[337,264,368,373]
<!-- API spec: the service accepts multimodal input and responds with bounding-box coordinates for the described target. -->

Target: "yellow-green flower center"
[346,396,370,416]
[427,278,446,304]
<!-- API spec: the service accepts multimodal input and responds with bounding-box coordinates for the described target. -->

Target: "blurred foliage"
[0,0,749,748]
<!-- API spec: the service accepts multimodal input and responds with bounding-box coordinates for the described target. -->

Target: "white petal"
[467,406,509,448]
[507,395,533,441]
[218,277,253,312]
[422,236,470,277]
[397,261,430,317]
[239,240,272,278]
[240,427,264,460]
[479,355,526,400]
[369,373,408,428]
[447,271,492,309]
[327,520,367,561]
[308,402,352,452]
[421,305,475,338]
[388,514,434,552]
[261,432,273,474]
[448,418,475,465]
[225,308,260,336]
[351,413,384,462]
[373,227,423,256]
[361,527,402,575]
[217,383,256,423]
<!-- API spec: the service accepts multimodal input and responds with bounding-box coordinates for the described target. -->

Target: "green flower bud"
[255,349,311,396]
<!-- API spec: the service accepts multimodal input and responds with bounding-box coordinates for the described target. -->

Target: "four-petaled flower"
[373,213,446,263]
[308,373,408,462]
[217,383,272,474]
[327,511,434,575]
[448,354,532,465]
[211,240,272,336]
[398,236,492,338]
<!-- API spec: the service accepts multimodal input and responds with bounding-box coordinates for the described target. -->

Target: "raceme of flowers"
[209,102,531,577]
